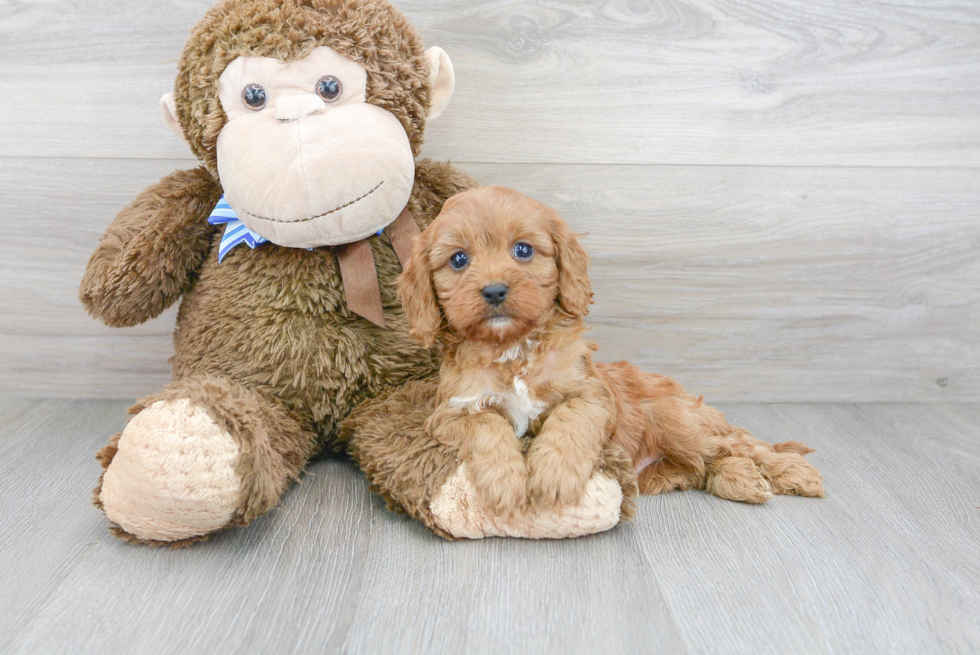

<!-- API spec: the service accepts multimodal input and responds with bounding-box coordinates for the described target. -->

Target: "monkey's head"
[161,0,455,248]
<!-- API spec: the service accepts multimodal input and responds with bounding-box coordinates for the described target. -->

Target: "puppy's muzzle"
[481,284,509,307]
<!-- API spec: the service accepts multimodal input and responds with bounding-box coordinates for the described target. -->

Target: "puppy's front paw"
[469,457,529,518]
[526,444,594,510]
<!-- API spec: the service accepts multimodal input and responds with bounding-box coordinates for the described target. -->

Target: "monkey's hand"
[80,167,222,327]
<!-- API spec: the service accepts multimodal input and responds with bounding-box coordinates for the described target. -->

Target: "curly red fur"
[399,187,825,515]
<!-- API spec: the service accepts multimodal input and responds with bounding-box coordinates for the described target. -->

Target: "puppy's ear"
[552,214,593,318]
[398,228,442,347]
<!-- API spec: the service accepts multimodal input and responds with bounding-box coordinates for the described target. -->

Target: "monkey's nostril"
[481,284,509,306]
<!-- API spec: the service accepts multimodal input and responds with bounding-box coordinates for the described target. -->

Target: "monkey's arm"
[80,167,222,328]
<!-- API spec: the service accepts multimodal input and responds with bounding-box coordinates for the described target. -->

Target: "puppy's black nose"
[481,284,509,306]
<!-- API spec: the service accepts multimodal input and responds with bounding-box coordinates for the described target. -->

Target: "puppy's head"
[398,186,592,347]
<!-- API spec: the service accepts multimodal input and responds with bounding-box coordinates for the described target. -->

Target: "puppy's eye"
[242,84,267,110]
[449,251,469,271]
[513,242,534,261]
[316,75,343,103]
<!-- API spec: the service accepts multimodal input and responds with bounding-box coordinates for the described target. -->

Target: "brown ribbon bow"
[334,207,420,328]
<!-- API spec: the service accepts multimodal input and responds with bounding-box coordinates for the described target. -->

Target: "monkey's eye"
[316,75,343,103]
[449,251,469,271]
[513,242,534,261]
[241,84,267,111]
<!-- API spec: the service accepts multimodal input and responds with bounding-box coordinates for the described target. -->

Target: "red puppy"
[398,186,824,516]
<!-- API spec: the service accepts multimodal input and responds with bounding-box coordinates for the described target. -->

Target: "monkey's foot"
[430,463,623,539]
[97,399,242,543]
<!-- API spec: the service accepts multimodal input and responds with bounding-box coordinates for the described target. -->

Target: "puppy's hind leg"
[752,439,825,498]
[699,406,825,499]
[704,456,772,504]
[649,397,824,503]
[634,395,775,504]
[678,408,775,504]
[606,365,824,503]
[637,459,705,496]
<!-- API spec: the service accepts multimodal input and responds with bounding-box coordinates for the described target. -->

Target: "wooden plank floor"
[1,400,977,654]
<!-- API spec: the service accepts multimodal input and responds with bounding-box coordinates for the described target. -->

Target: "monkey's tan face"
[215,47,415,248]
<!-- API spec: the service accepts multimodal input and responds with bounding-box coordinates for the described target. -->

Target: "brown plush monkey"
[82,0,634,545]
[80,0,475,545]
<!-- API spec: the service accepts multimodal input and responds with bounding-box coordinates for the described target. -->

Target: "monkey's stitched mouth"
[240,181,384,224]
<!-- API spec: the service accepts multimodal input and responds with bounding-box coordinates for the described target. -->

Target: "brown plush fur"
[163,160,473,451]
[343,379,465,539]
[398,187,825,516]
[80,0,475,544]
[128,375,315,525]
[80,167,222,328]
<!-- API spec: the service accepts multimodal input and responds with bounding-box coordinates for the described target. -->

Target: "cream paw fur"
[430,462,623,539]
[99,399,242,542]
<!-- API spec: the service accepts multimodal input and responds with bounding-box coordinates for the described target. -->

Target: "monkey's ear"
[160,93,187,142]
[425,47,455,121]
[397,230,442,348]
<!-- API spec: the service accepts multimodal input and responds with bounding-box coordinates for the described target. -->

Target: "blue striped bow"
[204,198,420,327]
[208,196,383,262]
[208,196,268,263]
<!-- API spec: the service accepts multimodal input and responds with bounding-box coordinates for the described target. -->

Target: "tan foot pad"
[430,463,623,539]
[100,399,242,542]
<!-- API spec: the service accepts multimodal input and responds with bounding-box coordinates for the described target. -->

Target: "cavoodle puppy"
[398,186,824,516]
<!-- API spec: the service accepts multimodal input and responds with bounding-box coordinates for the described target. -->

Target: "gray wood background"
[1,0,978,401]
[2,399,979,654]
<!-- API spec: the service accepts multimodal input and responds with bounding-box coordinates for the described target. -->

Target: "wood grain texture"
[1,400,978,653]
[0,0,978,166]
[1,0,978,401]
[2,158,977,401]
[636,402,980,653]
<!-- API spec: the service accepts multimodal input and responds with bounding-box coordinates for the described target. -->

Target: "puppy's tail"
[772,441,815,455]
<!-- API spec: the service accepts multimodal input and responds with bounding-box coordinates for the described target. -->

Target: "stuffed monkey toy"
[81,0,632,545]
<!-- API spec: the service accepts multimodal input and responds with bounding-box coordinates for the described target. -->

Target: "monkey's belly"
[170,246,439,443]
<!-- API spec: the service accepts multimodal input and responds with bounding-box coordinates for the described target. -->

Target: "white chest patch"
[448,375,548,438]
[495,339,537,364]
